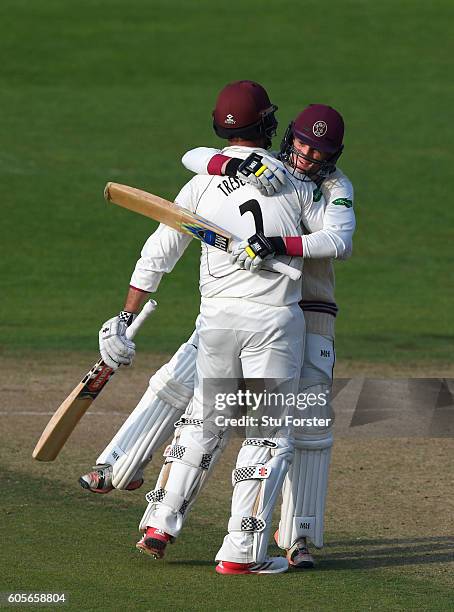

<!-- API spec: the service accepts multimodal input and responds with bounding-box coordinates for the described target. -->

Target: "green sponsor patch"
[313,187,323,202]
[332,197,353,208]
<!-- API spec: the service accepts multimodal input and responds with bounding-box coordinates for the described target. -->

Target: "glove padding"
[99,312,136,370]
[226,153,287,196]
[230,234,275,273]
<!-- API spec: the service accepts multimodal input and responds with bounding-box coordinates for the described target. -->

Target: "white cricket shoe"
[216,557,289,575]
[287,538,315,568]
[79,464,143,494]
[274,530,314,568]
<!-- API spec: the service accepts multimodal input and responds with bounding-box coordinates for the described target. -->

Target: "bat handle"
[266,258,302,281]
[230,239,302,281]
[126,299,157,339]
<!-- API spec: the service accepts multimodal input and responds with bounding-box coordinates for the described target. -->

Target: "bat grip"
[266,258,302,281]
[230,239,302,281]
[126,299,157,339]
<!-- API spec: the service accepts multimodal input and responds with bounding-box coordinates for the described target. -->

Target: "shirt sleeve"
[302,173,356,259]
[129,179,199,291]
[129,224,192,292]
[181,147,221,175]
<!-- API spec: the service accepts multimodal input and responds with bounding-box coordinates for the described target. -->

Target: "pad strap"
[174,416,203,427]
[149,367,194,409]
[145,488,189,515]
[242,438,278,449]
[164,444,212,470]
[228,515,267,532]
[232,464,271,485]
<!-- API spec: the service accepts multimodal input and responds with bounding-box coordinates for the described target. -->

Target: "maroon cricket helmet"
[280,104,345,179]
[212,80,278,149]
[292,104,344,153]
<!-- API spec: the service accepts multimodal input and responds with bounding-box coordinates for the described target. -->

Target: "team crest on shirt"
[313,121,327,137]
[225,114,236,124]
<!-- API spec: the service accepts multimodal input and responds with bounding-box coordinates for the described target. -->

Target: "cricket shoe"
[216,557,289,575]
[274,530,314,569]
[79,464,144,494]
[136,527,173,559]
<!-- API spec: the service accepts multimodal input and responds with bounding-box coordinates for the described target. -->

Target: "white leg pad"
[96,334,197,489]
[139,419,227,537]
[215,438,293,564]
[277,333,335,549]
[278,430,333,549]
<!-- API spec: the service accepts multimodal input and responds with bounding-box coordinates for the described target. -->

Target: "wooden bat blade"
[105,182,187,232]
[32,360,115,461]
[32,390,94,461]
[32,300,156,462]
[105,182,302,281]
[104,182,232,250]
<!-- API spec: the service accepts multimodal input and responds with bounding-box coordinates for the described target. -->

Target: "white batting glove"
[236,153,287,196]
[99,311,137,370]
[229,240,265,273]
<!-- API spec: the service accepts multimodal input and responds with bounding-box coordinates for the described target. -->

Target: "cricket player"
[179,104,352,568]
[133,81,342,575]
[81,84,355,572]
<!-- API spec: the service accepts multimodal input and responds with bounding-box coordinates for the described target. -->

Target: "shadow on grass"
[167,560,213,566]
[4,468,453,574]
[310,536,454,571]
[160,536,454,571]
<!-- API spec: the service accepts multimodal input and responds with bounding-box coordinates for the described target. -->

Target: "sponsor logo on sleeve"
[332,198,353,208]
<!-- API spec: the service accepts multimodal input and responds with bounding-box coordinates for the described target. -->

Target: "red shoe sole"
[216,562,253,575]
[136,538,167,559]
[125,479,144,491]
[79,477,114,494]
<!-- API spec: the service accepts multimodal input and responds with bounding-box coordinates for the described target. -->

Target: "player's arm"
[230,175,356,272]
[270,177,355,259]
[182,147,287,195]
[100,181,198,369]
[302,178,355,259]
[239,203,355,265]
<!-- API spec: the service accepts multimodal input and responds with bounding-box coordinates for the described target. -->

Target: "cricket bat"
[32,299,157,462]
[104,182,302,281]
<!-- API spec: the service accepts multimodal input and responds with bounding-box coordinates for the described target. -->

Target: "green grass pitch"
[1,0,453,362]
[1,1,453,611]
[2,441,453,612]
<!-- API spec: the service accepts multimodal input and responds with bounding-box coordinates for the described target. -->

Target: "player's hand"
[225,153,287,196]
[99,312,137,370]
[230,233,278,273]
[230,239,263,273]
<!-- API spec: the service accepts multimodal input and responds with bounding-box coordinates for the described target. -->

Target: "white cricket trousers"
[195,296,305,380]
[141,297,305,541]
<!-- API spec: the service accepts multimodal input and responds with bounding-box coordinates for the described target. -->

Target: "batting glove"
[225,153,287,196]
[230,233,286,273]
[99,311,137,370]
[230,239,262,273]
